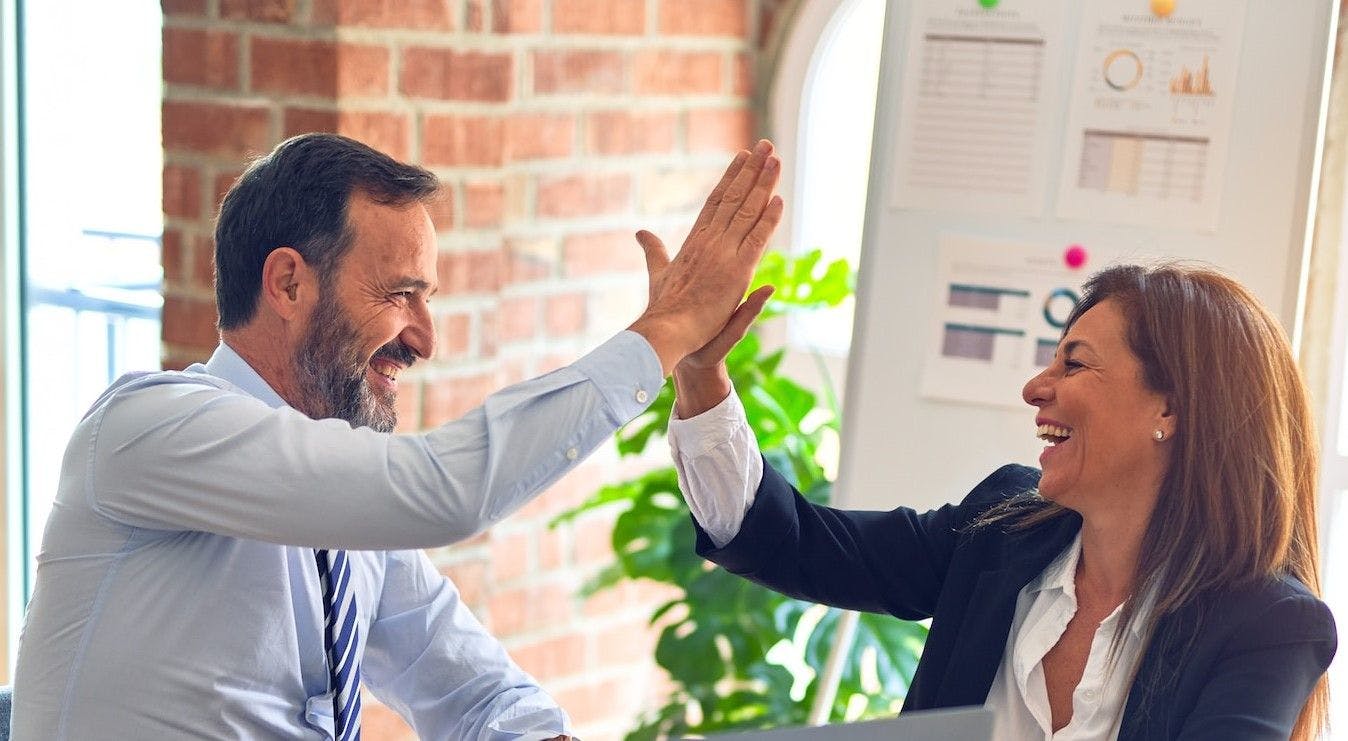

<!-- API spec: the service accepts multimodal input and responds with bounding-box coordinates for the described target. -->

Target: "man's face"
[292,193,438,432]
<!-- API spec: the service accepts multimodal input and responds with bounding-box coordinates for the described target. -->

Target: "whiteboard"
[835,0,1338,512]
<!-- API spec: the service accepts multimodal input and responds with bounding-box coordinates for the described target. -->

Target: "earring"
[1153,429,1165,441]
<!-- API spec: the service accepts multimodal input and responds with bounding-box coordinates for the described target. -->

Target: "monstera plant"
[553,250,928,739]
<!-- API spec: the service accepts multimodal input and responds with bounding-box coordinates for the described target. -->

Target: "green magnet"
[978,0,999,7]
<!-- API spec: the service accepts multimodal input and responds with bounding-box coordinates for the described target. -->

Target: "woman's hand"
[671,284,774,419]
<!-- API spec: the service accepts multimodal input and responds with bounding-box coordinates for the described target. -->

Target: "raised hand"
[628,140,784,375]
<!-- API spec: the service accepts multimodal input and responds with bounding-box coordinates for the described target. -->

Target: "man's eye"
[1064,359,1084,371]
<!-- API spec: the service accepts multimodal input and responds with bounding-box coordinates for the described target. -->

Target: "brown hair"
[984,262,1326,738]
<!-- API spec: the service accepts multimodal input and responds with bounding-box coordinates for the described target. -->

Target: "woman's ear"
[259,247,313,321]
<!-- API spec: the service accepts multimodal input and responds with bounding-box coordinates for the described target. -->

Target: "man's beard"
[292,298,415,433]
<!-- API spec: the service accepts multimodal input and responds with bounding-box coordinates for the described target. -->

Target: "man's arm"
[361,550,572,740]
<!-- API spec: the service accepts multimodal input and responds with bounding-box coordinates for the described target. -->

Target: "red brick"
[545,293,587,336]
[421,372,499,427]
[163,164,202,219]
[425,191,455,233]
[594,616,659,667]
[220,0,293,22]
[498,296,538,341]
[162,295,219,347]
[493,0,543,33]
[163,102,272,158]
[658,0,747,36]
[510,633,587,681]
[161,351,199,372]
[687,107,754,152]
[634,51,722,95]
[536,174,630,218]
[314,0,454,30]
[573,513,615,565]
[561,230,645,276]
[359,699,415,740]
[464,181,505,228]
[550,676,641,727]
[486,581,571,635]
[533,50,624,94]
[440,559,489,607]
[553,0,645,34]
[734,52,753,96]
[582,579,679,619]
[539,527,567,570]
[252,39,389,97]
[161,228,187,282]
[504,237,556,284]
[163,29,239,90]
[282,108,410,161]
[436,249,503,294]
[490,530,533,582]
[517,462,602,519]
[586,110,677,155]
[213,170,244,211]
[505,113,574,161]
[393,376,423,433]
[422,115,505,166]
[639,167,721,215]
[162,0,207,16]
[400,48,512,102]
[192,233,217,288]
[436,312,472,359]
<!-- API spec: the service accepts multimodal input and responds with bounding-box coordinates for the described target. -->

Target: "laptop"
[697,706,993,740]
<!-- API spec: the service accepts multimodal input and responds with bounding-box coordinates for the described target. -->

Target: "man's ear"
[259,247,314,321]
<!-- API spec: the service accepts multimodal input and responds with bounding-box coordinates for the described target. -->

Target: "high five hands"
[628,140,783,417]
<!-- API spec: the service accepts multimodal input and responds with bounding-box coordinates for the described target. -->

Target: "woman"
[666,263,1335,739]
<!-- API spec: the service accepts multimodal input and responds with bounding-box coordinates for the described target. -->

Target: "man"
[13,133,782,739]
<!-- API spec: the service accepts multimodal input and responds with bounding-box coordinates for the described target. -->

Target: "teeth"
[1036,424,1072,443]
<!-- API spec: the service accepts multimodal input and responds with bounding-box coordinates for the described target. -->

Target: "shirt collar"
[1028,531,1081,598]
[199,342,290,410]
[1028,531,1153,637]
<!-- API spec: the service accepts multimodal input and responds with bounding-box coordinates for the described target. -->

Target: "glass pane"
[790,0,885,356]
[21,1,163,597]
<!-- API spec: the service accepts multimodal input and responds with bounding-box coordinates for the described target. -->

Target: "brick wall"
[161,0,795,738]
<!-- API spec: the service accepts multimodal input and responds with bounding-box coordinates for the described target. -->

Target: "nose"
[1022,366,1053,408]
[401,299,436,361]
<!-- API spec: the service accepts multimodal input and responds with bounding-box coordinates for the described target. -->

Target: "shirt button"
[635,389,649,404]
[1083,689,1098,702]
[566,447,579,461]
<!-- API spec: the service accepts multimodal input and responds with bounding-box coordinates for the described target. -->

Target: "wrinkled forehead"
[338,194,438,284]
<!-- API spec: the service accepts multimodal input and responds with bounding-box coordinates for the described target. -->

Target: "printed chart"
[1056,0,1247,230]
[921,235,1112,409]
[891,0,1067,217]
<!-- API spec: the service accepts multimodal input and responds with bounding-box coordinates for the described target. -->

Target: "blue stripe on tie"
[315,549,362,741]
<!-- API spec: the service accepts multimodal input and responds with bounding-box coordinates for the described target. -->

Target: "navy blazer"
[694,462,1337,740]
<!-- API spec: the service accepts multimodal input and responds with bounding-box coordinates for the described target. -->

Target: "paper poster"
[1055,0,1247,231]
[890,0,1068,217]
[921,234,1119,409]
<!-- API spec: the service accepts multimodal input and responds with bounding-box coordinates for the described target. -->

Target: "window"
[771,0,884,357]
[18,1,163,601]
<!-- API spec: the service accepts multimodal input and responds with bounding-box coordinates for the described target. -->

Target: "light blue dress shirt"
[13,331,662,740]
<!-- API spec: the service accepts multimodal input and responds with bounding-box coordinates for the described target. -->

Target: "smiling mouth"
[1036,424,1073,445]
[369,360,401,383]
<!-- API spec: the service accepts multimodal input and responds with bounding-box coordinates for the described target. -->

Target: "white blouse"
[668,389,1148,739]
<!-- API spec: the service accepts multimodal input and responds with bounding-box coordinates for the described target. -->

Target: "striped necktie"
[315,549,363,740]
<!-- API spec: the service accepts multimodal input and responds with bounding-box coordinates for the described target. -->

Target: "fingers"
[689,150,750,237]
[737,195,784,263]
[710,140,775,229]
[699,285,775,359]
[635,230,670,274]
[723,154,781,248]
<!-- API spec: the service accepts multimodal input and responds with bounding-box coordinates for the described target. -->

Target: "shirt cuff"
[667,387,762,548]
[570,330,663,423]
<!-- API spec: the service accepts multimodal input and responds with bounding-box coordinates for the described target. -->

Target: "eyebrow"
[1060,339,1095,356]
[390,277,436,296]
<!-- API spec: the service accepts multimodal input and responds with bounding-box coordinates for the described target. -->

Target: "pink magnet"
[1064,244,1087,269]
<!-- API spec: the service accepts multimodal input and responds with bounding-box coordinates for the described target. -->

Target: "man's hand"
[628,140,783,375]
[671,284,773,419]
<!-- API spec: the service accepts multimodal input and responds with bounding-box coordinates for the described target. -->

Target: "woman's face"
[1021,299,1173,514]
